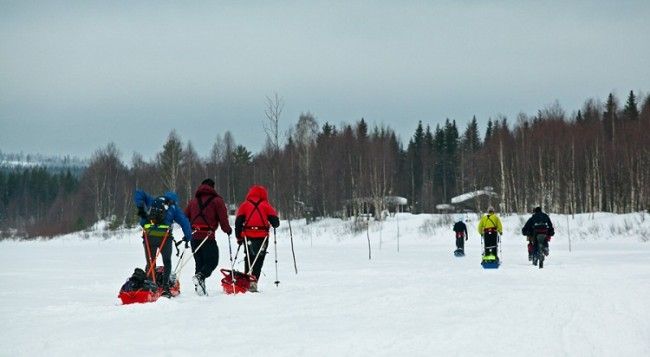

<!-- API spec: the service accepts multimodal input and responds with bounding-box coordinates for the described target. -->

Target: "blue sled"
[481,261,500,269]
[481,256,500,269]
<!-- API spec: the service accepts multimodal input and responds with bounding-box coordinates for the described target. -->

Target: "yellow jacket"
[477,214,503,235]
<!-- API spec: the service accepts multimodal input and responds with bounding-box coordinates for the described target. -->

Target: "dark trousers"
[528,235,549,254]
[455,236,465,250]
[483,232,498,258]
[143,235,173,286]
[244,237,268,280]
[191,238,219,278]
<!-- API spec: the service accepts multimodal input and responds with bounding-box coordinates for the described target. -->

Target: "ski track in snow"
[1,213,649,356]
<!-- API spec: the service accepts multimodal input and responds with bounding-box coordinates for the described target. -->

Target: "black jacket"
[522,212,554,236]
[453,221,468,237]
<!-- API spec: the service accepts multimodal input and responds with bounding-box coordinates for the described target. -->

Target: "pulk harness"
[243,198,271,234]
[242,198,271,276]
[142,223,172,284]
[190,194,217,237]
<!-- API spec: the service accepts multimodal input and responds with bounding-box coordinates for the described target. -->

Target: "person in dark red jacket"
[184,178,232,296]
[235,185,279,292]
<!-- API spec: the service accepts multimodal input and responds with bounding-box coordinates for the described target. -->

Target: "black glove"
[269,215,280,228]
[225,228,233,236]
[183,235,191,243]
[237,237,244,245]
[465,237,468,241]
[137,206,147,219]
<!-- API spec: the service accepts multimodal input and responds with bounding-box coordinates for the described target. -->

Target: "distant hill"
[0,151,87,175]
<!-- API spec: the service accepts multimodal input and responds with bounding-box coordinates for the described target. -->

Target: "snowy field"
[1,212,649,357]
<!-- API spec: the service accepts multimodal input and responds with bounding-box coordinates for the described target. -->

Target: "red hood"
[195,184,217,198]
[245,185,268,202]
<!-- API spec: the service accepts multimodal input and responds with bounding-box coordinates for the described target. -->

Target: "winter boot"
[161,284,172,298]
[248,281,258,293]
[193,273,207,296]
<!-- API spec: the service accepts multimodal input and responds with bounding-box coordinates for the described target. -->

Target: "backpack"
[533,222,549,238]
[148,196,171,225]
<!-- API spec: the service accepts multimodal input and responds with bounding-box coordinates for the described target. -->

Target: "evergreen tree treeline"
[1,91,649,238]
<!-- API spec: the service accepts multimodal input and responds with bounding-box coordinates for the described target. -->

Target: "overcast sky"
[1,1,649,160]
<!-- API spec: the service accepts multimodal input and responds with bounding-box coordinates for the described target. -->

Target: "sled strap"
[143,229,157,284]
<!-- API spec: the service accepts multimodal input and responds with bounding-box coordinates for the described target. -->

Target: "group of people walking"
[134,179,279,297]
[453,206,554,262]
[132,180,554,297]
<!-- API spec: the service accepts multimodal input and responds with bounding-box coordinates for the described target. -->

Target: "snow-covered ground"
[1,212,649,356]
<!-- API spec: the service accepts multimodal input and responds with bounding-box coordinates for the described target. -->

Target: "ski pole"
[366,219,371,260]
[175,235,210,274]
[173,230,195,256]
[288,221,298,274]
[244,236,252,275]
[227,234,236,293]
[232,244,241,269]
[273,228,279,286]
[247,235,269,280]
[172,229,197,274]
[228,234,234,268]
[499,234,502,259]
[173,239,181,257]
[172,241,190,276]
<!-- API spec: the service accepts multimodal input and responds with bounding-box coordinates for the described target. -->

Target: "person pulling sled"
[134,189,192,298]
[234,185,280,292]
[477,207,503,267]
[453,217,468,256]
[184,178,232,296]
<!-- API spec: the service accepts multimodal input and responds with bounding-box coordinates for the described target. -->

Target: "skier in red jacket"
[184,178,232,296]
[235,185,280,292]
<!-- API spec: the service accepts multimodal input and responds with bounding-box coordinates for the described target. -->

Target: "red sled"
[119,289,161,304]
[118,267,180,304]
[220,268,256,294]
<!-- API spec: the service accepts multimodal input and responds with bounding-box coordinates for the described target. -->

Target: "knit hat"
[201,178,215,188]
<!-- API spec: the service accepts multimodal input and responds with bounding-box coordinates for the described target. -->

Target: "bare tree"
[223,131,236,203]
[293,112,319,207]
[264,93,284,202]
[181,141,200,204]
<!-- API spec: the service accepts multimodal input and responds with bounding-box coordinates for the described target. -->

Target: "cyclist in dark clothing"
[522,206,555,260]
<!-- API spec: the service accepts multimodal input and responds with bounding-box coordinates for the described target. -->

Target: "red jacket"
[235,185,279,239]
[184,184,232,239]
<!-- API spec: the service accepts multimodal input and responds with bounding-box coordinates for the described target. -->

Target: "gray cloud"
[1,1,649,159]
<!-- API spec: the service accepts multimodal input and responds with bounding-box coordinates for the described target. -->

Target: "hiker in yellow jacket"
[477,207,503,261]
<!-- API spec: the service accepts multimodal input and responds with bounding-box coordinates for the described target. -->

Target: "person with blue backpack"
[134,189,193,297]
